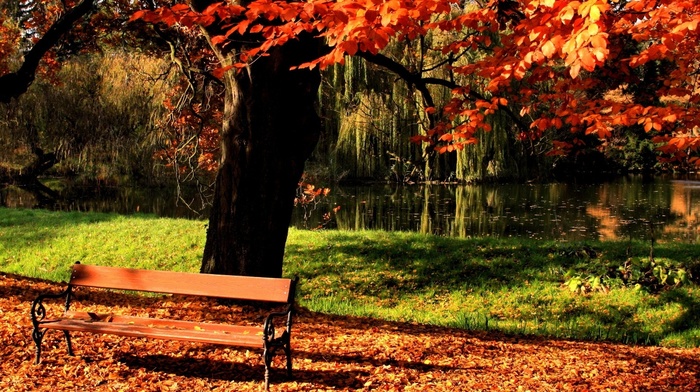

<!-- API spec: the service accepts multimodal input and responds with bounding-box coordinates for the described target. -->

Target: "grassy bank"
[2,207,700,348]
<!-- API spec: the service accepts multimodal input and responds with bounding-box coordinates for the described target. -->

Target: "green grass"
[3,207,700,347]
[0,208,204,279]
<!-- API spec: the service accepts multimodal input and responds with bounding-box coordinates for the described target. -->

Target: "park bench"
[31,262,297,391]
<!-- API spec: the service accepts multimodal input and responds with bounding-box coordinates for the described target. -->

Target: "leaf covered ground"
[2,273,700,391]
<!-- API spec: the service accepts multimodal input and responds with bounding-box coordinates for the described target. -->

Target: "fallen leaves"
[2,272,700,391]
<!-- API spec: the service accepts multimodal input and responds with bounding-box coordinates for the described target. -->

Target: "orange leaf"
[541,40,556,58]
[569,63,581,79]
[129,10,148,22]
[211,35,227,45]
[560,6,575,22]
[578,49,596,71]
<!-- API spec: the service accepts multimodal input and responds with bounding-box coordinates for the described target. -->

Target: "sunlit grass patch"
[0,208,203,281]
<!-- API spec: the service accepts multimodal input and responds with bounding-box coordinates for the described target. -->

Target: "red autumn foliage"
[0,12,20,75]
[3,272,700,391]
[132,0,700,167]
[6,1,700,174]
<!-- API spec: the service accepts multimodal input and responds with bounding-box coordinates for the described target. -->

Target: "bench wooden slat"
[40,318,265,348]
[64,312,269,337]
[70,264,293,303]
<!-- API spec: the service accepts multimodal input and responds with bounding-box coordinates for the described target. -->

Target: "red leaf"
[212,65,234,80]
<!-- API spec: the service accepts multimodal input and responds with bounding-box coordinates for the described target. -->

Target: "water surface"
[3,175,700,243]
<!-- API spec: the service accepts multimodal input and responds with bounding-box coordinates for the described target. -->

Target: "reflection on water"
[294,175,700,243]
[0,184,208,220]
[3,175,700,243]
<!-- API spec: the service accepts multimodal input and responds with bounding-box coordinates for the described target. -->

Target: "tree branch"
[356,51,436,117]
[0,0,96,103]
[357,51,529,134]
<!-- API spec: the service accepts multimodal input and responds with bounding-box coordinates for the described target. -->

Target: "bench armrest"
[31,286,72,327]
[262,306,294,344]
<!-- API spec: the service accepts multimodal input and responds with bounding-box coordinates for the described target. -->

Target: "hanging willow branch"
[356,51,529,135]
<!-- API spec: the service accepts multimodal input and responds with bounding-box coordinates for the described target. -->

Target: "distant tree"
[0,0,183,187]
[0,0,95,190]
[0,0,96,103]
[1,53,175,184]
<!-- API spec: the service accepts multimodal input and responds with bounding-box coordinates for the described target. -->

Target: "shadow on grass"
[0,207,123,252]
[287,232,580,293]
[8,225,700,348]
[658,289,700,346]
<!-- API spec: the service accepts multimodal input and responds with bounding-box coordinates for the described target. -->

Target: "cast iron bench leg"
[32,327,44,364]
[32,328,74,364]
[64,330,74,356]
[263,347,272,391]
[285,345,292,378]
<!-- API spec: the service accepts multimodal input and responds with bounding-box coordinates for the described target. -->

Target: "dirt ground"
[2,272,699,391]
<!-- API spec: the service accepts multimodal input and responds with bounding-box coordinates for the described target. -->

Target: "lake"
[3,174,700,243]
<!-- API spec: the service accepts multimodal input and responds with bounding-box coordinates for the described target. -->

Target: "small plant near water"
[553,243,612,293]
[564,273,610,294]
[617,257,690,292]
[293,175,340,230]
[562,238,692,295]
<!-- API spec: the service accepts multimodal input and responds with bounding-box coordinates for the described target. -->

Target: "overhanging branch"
[356,51,529,134]
[356,51,437,125]
[0,0,96,103]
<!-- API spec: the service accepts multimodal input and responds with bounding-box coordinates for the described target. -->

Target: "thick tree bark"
[0,0,96,103]
[200,37,323,277]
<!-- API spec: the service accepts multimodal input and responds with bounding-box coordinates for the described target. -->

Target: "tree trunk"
[200,37,322,277]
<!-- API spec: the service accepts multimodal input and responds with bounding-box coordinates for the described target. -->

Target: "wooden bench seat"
[31,262,297,391]
[43,312,268,347]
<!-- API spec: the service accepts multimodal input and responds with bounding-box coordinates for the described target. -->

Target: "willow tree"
[0,0,184,187]
[325,55,425,181]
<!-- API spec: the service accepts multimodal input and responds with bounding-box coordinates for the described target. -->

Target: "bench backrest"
[69,263,295,303]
